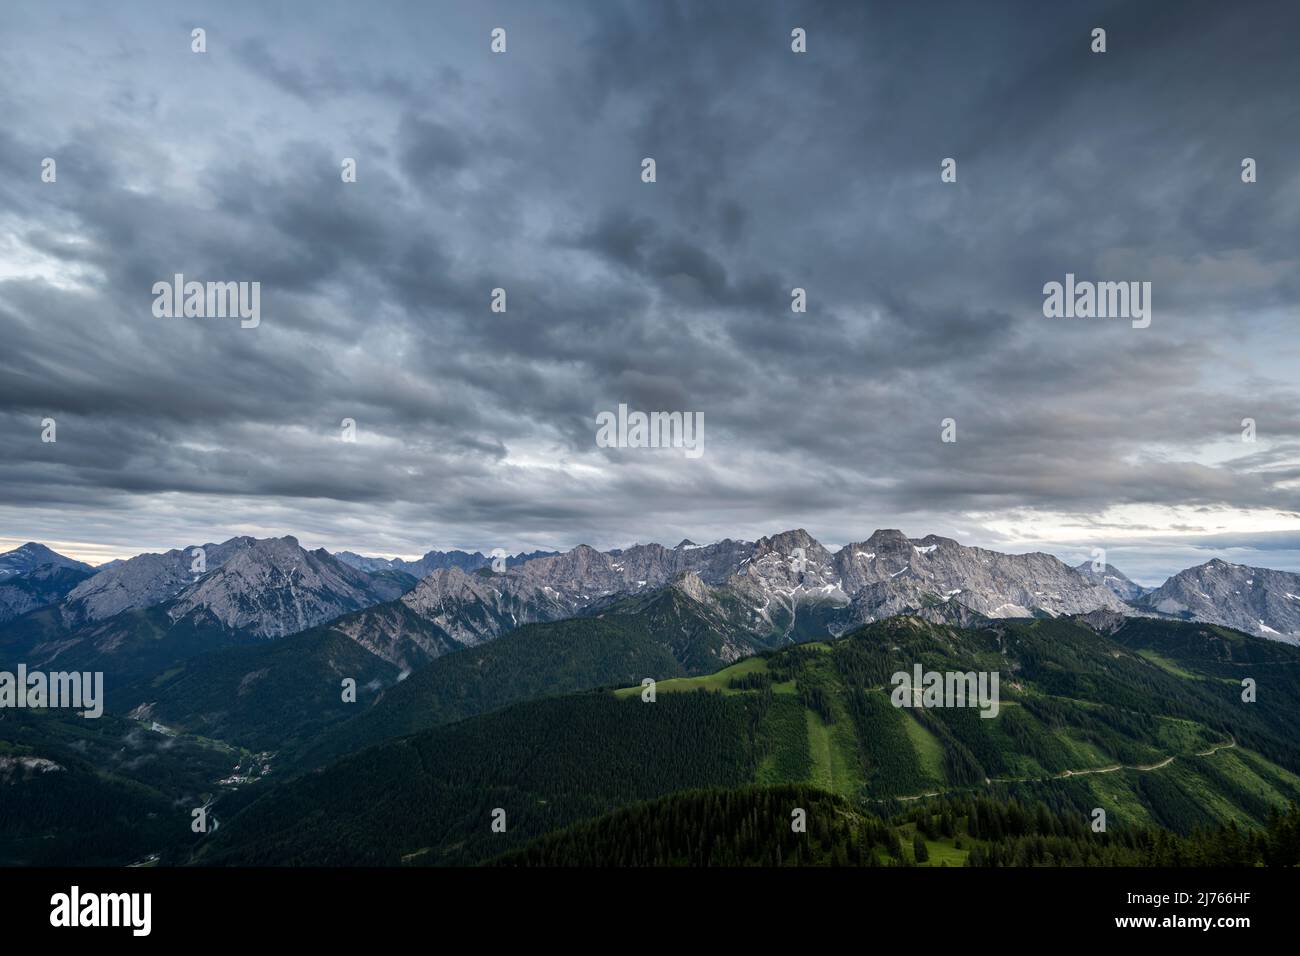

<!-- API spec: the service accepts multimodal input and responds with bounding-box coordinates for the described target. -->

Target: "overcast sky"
[2,0,1298,583]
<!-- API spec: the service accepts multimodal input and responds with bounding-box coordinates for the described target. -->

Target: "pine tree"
[912,832,929,863]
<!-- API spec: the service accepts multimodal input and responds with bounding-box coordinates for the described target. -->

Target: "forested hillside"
[492,785,1300,867]
[297,584,753,769]
[119,626,402,754]
[199,691,755,865]
[198,614,1300,866]
[0,708,233,866]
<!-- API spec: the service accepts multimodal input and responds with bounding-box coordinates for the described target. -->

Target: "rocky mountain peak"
[914,534,959,549]
[755,529,819,553]
[166,537,391,638]
[60,535,260,626]
[246,534,299,554]
[865,529,911,547]
[1074,560,1147,602]
[1137,560,1300,644]
[0,542,93,578]
[403,564,472,598]
[398,562,570,645]
[0,544,96,624]
[520,544,613,584]
[214,536,307,571]
[669,569,713,604]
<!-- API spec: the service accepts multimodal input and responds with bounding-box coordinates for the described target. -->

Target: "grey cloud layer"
[1,0,1298,574]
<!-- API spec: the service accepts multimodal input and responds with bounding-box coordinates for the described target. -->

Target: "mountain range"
[334,547,560,577]
[2,529,1299,682]
[4,527,1300,868]
[5,526,1300,758]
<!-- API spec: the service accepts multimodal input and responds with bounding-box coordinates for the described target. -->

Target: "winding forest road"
[889,736,1236,802]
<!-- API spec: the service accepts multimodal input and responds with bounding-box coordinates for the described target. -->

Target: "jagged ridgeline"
[198,615,1300,866]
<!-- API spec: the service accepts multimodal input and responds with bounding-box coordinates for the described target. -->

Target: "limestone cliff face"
[164,537,396,638]
[1136,559,1300,644]
[61,536,258,627]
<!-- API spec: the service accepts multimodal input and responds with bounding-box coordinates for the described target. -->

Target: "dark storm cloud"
[1,0,1298,574]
